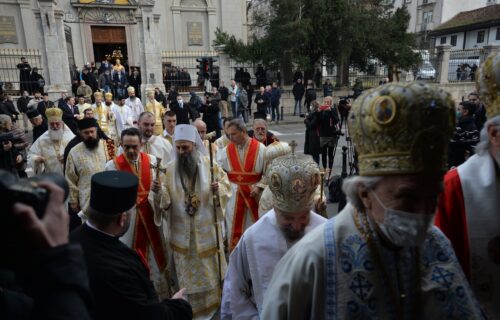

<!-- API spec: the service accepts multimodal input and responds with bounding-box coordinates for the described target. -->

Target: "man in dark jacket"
[269,82,281,123]
[169,95,196,124]
[254,86,269,116]
[70,171,192,320]
[292,78,306,116]
[17,91,30,132]
[27,108,48,142]
[457,102,478,132]
[36,93,55,119]
[59,96,79,134]
[0,94,19,123]
[81,68,98,92]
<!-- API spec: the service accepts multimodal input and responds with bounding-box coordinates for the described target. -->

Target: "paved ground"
[263,116,353,218]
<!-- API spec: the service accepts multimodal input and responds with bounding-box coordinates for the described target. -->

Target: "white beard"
[49,128,64,141]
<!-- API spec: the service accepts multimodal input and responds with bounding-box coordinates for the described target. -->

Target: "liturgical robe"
[221,209,326,319]
[217,138,266,250]
[436,153,500,319]
[261,204,485,320]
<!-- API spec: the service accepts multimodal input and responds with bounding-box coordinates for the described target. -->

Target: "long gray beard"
[177,151,199,180]
[48,128,64,141]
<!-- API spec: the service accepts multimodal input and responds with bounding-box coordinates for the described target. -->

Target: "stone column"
[436,44,452,84]
[37,0,72,100]
[207,10,217,50]
[172,9,182,51]
[481,45,500,65]
[138,2,165,97]
[18,1,38,48]
[213,45,231,85]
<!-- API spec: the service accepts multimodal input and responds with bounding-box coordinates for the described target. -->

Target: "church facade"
[0,0,247,96]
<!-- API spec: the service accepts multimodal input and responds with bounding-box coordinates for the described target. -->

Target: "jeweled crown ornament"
[348,82,455,176]
[267,141,321,212]
[476,51,500,119]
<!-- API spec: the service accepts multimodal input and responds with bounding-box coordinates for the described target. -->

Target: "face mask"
[370,190,434,247]
[456,111,462,119]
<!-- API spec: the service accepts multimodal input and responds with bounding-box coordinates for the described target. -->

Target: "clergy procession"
[2,53,500,320]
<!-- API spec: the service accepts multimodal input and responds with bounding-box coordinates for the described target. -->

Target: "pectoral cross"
[289,140,298,155]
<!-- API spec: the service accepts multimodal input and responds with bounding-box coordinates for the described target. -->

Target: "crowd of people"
[1,51,499,320]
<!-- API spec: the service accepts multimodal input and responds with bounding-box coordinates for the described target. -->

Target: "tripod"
[340,114,358,176]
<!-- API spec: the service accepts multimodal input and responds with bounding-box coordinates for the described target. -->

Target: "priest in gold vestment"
[145,89,165,136]
[156,124,231,319]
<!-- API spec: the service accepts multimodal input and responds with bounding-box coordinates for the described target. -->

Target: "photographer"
[0,115,22,176]
[0,175,93,319]
[303,101,321,164]
[311,96,340,178]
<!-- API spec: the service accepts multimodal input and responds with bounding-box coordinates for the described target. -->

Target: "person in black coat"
[0,94,19,123]
[0,179,93,320]
[169,95,196,124]
[292,79,305,116]
[30,68,45,94]
[36,93,55,119]
[457,101,478,132]
[128,69,142,99]
[303,101,321,164]
[304,84,317,113]
[254,86,269,116]
[81,68,98,92]
[200,95,221,138]
[59,96,79,134]
[311,97,340,175]
[16,57,32,94]
[70,171,192,320]
[26,108,48,143]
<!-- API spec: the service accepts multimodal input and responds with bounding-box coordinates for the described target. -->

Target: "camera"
[0,170,69,218]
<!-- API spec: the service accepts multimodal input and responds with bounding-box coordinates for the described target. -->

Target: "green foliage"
[213,0,419,75]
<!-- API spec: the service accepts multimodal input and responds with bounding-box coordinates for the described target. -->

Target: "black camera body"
[0,170,69,218]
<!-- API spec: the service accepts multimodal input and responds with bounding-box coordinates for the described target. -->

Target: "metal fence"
[448,48,482,83]
[0,49,44,95]
[161,51,219,92]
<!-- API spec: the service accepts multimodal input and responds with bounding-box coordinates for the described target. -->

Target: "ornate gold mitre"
[476,51,500,119]
[267,153,321,212]
[94,91,103,99]
[45,107,63,121]
[263,141,291,173]
[348,82,455,176]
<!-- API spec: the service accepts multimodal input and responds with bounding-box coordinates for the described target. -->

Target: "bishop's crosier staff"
[208,136,224,294]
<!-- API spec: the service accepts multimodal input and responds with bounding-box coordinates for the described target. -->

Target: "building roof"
[431,4,500,36]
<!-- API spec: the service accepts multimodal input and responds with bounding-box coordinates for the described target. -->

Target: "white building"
[393,0,496,47]
[430,4,500,49]
[0,0,248,95]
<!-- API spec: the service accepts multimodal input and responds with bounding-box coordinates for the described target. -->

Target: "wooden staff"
[320,170,325,204]
[209,138,224,294]
[318,170,328,218]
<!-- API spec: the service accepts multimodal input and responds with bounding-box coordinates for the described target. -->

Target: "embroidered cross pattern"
[289,140,298,154]
[431,266,454,289]
[349,273,373,300]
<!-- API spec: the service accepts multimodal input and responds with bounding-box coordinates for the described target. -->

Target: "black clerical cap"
[90,171,138,214]
[26,108,41,119]
[77,118,98,130]
[76,94,84,98]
